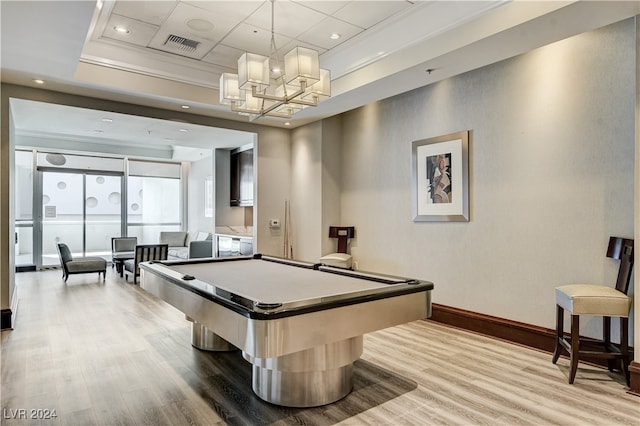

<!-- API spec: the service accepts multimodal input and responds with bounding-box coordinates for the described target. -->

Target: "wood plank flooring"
[2,269,638,425]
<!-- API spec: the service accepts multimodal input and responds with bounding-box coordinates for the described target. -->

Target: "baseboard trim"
[629,361,640,395]
[1,285,19,330]
[16,265,36,272]
[1,308,13,330]
[429,303,557,352]
[428,303,634,370]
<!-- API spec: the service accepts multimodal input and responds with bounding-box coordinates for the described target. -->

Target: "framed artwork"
[412,130,470,222]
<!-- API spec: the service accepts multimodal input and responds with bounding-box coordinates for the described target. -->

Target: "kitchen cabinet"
[230,148,253,207]
[216,234,253,257]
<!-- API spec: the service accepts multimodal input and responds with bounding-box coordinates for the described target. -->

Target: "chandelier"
[219,0,331,120]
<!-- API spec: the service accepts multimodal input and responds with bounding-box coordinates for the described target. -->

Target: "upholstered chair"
[111,237,137,266]
[123,244,168,284]
[56,243,107,283]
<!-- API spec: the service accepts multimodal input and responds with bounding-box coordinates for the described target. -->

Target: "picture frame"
[411,130,470,222]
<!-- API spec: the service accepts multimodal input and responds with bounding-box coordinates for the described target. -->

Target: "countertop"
[215,226,253,239]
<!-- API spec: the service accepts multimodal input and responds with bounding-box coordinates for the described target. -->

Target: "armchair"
[111,237,137,273]
[160,231,189,260]
[56,243,107,283]
[189,240,213,258]
[123,244,168,284]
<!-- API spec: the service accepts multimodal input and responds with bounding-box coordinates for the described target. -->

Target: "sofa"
[160,231,212,260]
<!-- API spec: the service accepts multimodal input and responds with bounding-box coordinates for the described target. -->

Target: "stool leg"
[552,305,564,364]
[620,317,630,387]
[603,316,614,372]
[568,314,580,384]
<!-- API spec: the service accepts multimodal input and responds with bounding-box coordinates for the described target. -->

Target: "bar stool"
[552,237,633,385]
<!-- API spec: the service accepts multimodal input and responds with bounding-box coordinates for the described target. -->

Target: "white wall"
[188,154,214,236]
[338,19,635,340]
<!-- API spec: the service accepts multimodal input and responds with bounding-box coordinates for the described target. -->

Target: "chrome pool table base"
[191,321,362,407]
[246,335,363,407]
[190,321,237,352]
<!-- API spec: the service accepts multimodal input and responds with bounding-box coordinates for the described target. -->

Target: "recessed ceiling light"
[164,138,173,142]
[181,105,190,109]
[179,129,189,132]
[114,26,130,34]
[284,122,291,126]
[101,118,113,123]
[330,33,341,40]
[33,79,44,85]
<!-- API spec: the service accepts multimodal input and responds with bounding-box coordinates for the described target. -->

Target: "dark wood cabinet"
[230,148,253,207]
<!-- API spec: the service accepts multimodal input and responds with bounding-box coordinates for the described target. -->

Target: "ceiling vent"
[164,34,200,52]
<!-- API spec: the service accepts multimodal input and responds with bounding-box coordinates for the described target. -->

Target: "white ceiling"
[2,1,639,158]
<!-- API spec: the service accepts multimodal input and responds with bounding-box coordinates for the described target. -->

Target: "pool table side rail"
[139,256,433,321]
[159,254,318,269]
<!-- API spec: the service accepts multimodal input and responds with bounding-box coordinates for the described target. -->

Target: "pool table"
[139,254,434,407]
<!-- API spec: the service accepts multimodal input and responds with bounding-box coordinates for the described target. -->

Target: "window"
[15,150,34,266]
[15,152,184,268]
[127,160,182,244]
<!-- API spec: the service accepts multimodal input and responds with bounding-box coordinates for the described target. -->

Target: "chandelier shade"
[219,73,242,105]
[238,53,270,91]
[284,47,320,86]
[304,68,331,100]
[218,0,331,121]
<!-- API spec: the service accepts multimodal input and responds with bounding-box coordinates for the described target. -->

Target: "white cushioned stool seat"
[551,236,634,386]
[555,284,631,317]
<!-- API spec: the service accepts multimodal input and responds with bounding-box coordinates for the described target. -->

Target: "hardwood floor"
[2,269,638,425]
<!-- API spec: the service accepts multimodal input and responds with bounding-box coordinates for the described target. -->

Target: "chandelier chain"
[270,0,288,99]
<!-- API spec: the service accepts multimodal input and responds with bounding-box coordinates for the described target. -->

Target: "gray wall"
[290,116,344,262]
[635,16,640,358]
[291,122,323,261]
[320,116,344,256]
[254,126,292,256]
[337,19,635,340]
